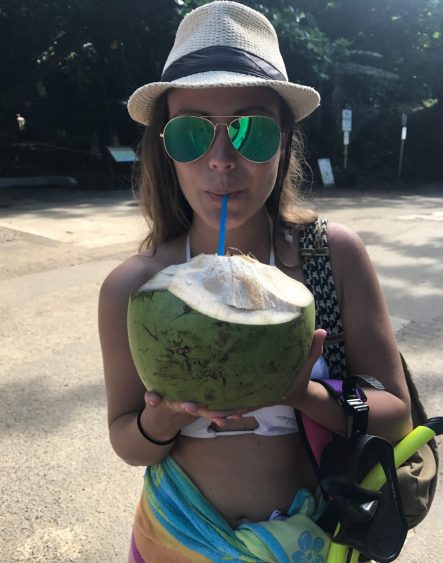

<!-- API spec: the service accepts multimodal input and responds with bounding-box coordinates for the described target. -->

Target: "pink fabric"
[300,414,333,466]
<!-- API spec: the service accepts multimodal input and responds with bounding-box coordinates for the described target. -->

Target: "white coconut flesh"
[138,254,313,325]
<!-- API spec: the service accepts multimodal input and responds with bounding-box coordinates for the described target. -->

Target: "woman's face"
[166,87,284,231]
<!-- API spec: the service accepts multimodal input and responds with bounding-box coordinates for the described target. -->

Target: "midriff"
[171,431,317,528]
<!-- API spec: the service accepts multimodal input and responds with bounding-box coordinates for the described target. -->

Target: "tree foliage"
[0,0,179,145]
[1,0,441,182]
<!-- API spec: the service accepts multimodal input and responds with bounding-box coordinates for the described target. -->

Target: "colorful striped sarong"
[129,456,330,562]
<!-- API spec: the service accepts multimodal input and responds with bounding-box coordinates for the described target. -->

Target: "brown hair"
[133,89,317,252]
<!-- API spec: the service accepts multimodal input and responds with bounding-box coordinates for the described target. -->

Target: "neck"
[189,210,273,264]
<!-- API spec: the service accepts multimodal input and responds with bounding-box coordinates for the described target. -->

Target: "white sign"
[342,109,352,132]
[401,127,407,140]
[343,131,350,145]
[318,158,335,187]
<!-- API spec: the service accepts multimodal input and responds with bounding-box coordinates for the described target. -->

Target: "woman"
[99,2,412,561]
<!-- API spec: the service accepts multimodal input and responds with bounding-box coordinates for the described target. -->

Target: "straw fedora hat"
[127,1,320,125]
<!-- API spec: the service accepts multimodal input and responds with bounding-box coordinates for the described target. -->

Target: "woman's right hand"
[144,392,251,428]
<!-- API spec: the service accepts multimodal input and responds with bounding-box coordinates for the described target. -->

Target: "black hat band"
[161,45,287,82]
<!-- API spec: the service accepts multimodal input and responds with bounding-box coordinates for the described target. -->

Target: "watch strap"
[314,377,370,441]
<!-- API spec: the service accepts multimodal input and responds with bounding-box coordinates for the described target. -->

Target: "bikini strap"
[185,231,192,262]
[269,222,276,266]
[186,225,276,266]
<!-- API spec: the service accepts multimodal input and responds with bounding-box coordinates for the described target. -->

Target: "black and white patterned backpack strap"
[298,218,347,379]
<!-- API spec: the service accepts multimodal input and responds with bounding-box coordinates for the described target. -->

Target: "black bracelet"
[136,409,180,445]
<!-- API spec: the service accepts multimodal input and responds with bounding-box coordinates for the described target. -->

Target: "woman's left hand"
[278,328,327,409]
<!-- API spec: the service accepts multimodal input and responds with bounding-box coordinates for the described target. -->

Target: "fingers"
[180,405,247,426]
[144,391,162,407]
[145,390,248,421]
[144,388,253,430]
[206,409,246,418]
[206,413,243,428]
[310,328,327,360]
[180,402,198,415]
[277,328,328,407]
[301,328,327,377]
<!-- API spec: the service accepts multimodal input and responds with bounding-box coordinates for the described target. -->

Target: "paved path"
[0,184,441,562]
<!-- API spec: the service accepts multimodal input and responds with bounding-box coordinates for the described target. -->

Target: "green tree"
[1,0,441,181]
[0,0,179,147]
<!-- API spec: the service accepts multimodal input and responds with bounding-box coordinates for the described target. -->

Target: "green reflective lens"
[162,115,281,163]
[163,116,214,163]
[229,116,281,162]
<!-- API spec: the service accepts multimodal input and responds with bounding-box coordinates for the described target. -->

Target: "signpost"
[397,113,407,178]
[341,109,352,169]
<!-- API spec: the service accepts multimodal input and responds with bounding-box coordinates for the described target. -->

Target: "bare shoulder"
[324,221,379,310]
[100,236,185,304]
[100,253,158,303]
[98,235,187,352]
[326,222,368,260]
[326,222,373,279]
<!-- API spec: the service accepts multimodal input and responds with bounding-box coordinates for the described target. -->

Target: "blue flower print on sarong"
[292,530,325,563]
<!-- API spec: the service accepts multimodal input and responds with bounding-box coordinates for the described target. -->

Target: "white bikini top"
[185,230,276,265]
[181,230,329,438]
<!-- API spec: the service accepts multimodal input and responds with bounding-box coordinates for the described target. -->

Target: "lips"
[206,190,243,200]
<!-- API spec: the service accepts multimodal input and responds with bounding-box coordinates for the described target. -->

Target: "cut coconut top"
[136,254,314,325]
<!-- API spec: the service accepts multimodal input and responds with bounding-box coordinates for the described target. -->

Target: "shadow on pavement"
[0,186,139,215]
[0,376,104,440]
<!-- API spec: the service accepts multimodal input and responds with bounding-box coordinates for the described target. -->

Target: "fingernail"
[148,400,158,406]
[212,418,226,427]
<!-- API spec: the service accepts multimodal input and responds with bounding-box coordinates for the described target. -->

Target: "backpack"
[297,219,439,542]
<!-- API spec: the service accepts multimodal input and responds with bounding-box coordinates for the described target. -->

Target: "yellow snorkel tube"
[327,417,442,563]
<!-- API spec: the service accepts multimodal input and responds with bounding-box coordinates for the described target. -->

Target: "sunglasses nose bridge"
[213,121,230,134]
[211,121,234,148]
[206,121,239,166]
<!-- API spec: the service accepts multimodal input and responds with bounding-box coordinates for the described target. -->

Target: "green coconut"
[127,253,315,409]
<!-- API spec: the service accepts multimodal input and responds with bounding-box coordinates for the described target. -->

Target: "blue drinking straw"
[217,194,229,256]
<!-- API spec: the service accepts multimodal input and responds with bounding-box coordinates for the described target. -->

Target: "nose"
[207,123,237,170]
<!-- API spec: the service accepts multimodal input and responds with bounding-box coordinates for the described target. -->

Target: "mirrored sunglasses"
[160,115,281,164]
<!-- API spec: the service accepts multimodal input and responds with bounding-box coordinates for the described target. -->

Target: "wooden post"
[343,131,350,169]
[397,113,408,178]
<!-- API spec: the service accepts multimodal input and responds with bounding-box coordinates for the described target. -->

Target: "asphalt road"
[0,183,442,562]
